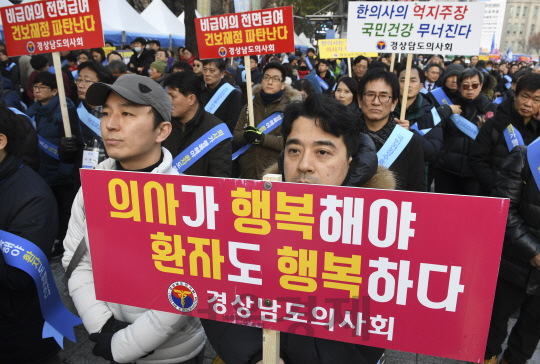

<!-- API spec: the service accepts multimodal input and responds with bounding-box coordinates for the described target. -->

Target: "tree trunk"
[185,0,199,57]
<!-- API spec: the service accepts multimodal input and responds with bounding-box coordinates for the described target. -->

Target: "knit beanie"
[150,59,167,75]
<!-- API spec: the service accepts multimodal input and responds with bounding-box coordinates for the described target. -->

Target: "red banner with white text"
[81,170,509,363]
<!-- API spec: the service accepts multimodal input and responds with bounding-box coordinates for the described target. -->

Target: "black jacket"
[162,105,232,178]
[393,94,443,164]
[470,97,540,195]
[127,49,155,75]
[493,146,540,295]
[236,67,263,106]
[0,155,59,363]
[201,135,391,364]
[316,70,335,95]
[434,93,496,177]
[200,79,243,133]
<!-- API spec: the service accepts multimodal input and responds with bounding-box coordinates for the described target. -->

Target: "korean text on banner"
[318,39,377,59]
[1,0,104,57]
[81,171,509,363]
[195,6,295,60]
[346,2,485,55]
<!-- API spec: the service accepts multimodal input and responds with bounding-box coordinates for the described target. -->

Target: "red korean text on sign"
[81,170,509,363]
[195,5,295,60]
[1,0,104,57]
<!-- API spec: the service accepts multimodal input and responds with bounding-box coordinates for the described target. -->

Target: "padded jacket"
[470,97,540,195]
[493,145,540,295]
[434,93,497,177]
[200,79,243,133]
[62,148,206,363]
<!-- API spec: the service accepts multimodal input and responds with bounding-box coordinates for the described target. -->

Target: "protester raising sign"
[0,0,104,57]
[347,2,485,55]
[318,39,377,59]
[81,170,509,363]
[195,6,295,60]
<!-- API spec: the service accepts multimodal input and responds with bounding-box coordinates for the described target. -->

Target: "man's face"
[308,51,314,57]
[184,49,193,59]
[148,67,162,80]
[284,116,352,186]
[514,88,540,121]
[77,67,98,100]
[101,92,167,168]
[108,54,122,63]
[0,53,8,62]
[133,42,142,50]
[318,62,328,73]
[291,59,297,66]
[261,68,285,94]
[445,75,458,92]
[33,82,57,104]
[150,43,159,51]
[399,68,422,99]
[353,60,369,78]
[459,75,482,99]
[78,53,89,63]
[250,59,258,71]
[193,60,203,75]
[426,66,439,83]
[167,87,194,119]
[203,62,223,87]
[156,51,167,61]
[358,79,398,124]
[470,56,478,66]
[432,56,440,64]
[510,65,519,74]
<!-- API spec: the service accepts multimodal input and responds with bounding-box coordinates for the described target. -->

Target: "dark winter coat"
[493,146,540,295]
[200,78,243,133]
[392,94,443,163]
[233,84,302,180]
[162,104,232,178]
[434,93,497,177]
[470,97,540,195]
[236,67,263,106]
[201,135,395,364]
[316,70,335,94]
[0,155,59,363]
[25,95,78,186]
[127,49,155,75]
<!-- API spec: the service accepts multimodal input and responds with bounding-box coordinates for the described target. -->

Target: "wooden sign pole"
[389,53,395,73]
[400,54,413,121]
[347,57,352,77]
[261,173,282,364]
[244,55,255,127]
[52,52,72,138]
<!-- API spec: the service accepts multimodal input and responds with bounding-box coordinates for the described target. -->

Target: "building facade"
[499,0,540,57]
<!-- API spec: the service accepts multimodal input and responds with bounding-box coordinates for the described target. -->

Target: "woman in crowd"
[334,76,359,114]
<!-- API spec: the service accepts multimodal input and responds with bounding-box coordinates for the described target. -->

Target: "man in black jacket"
[357,68,426,191]
[236,56,263,106]
[0,106,59,363]
[316,59,335,94]
[127,37,155,76]
[484,144,540,364]
[200,58,242,133]
[202,94,395,364]
[470,74,540,196]
[162,71,232,177]
[433,68,497,195]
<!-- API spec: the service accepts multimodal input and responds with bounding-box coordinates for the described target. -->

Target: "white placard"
[347,2,485,55]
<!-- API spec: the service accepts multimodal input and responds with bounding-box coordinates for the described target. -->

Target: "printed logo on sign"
[27,41,35,54]
[377,41,386,51]
[218,47,227,57]
[168,281,198,313]
[333,53,339,58]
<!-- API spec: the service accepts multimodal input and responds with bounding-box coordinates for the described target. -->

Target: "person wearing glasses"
[433,68,497,195]
[470,74,540,197]
[25,71,78,258]
[27,55,73,102]
[357,68,426,191]
[233,62,302,180]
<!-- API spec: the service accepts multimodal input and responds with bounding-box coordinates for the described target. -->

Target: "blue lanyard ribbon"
[232,112,284,160]
[0,230,82,348]
[205,83,235,114]
[504,75,512,89]
[172,123,232,173]
[528,136,540,190]
[77,102,102,138]
[61,59,68,68]
[503,124,524,152]
[377,124,413,168]
[316,74,329,90]
[494,96,503,104]
[6,62,15,71]
[450,114,479,139]
[37,134,60,160]
[306,57,313,71]
[420,87,428,95]
[72,70,78,79]
[409,107,441,137]
[430,87,453,106]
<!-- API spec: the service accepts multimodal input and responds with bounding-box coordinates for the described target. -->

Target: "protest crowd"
[1,9,540,364]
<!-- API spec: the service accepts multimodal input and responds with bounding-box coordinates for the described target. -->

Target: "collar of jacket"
[207,79,227,95]
[32,95,60,116]
[176,104,205,135]
[394,94,424,122]
[95,147,179,175]
[493,96,523,131]
[0,154,22,183]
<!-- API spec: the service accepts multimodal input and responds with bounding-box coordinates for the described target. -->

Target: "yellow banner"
[318,39,378,59]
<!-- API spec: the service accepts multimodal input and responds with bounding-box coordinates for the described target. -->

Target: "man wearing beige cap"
[61,74,206,364]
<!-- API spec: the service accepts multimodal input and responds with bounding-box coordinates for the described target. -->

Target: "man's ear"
[0,133,7,151]
[189,93,197,106]
[52,89,58,97]
[220,71,225,79]
[156,122,172,143]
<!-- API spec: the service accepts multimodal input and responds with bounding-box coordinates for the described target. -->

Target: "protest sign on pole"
[195,6,295,60]
[0,0,105,138]
[317,39,376,80]
[400,55,413,121]
[346,2,485,55]
[81,170,509,363]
